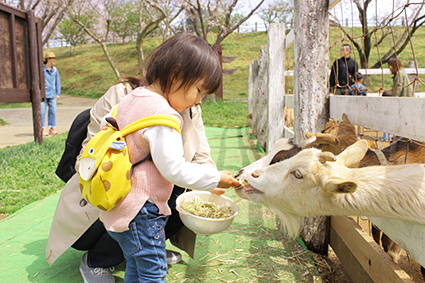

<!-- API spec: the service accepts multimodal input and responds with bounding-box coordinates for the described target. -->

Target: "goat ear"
[336,140,368,167]
[322,177,357,194]
[307,133,338,145]
[326,181,357,194]
[342,113,351,124]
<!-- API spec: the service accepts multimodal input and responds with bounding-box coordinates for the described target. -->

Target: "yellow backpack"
[78,112,181,211]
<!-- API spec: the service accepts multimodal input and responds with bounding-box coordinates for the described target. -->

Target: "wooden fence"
[0,2,44,144]
[248,21,425,283]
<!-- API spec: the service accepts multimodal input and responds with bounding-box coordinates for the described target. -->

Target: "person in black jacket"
[329,44,359,95]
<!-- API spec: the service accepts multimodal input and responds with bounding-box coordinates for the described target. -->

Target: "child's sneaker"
[79,252,115,283]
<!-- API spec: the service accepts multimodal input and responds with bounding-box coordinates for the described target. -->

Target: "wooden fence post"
[294,0,330,255]
[214,44,223,100]
[266,23,286,152]
[27,9,43,144]
[255,46,268,151]
[248,59,259,136]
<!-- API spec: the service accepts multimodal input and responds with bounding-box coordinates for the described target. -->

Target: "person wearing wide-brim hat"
[42,51,61,136]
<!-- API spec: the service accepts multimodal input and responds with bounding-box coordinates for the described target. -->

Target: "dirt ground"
[0,213,8,221]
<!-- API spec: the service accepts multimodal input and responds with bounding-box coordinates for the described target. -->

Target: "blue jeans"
[108,202,169,283]
[41,97,57,128]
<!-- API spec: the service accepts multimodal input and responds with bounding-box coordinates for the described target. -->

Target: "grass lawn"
[0,134,66,214]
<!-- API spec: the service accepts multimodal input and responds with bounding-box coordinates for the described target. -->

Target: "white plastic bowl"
[176,191,239,236]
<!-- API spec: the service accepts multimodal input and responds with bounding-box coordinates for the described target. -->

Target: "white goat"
[235,139,425,238]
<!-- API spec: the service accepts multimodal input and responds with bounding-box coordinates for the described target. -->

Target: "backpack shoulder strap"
[120,115,181,136]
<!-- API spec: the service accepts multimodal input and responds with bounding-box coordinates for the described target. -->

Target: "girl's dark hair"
[144,33,222,95]
[388,57,403,74]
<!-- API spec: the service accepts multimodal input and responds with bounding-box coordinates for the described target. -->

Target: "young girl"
[100,33,241,282]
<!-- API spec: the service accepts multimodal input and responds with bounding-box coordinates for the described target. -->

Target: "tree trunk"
[137,36,145,76]
[294,0,330,255]
[71,17,120,79]
[256,46,268,151]
[100,42,120,79]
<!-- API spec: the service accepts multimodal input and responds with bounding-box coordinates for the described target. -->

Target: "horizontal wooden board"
[330,216,413,283]
[368,217,425,267]
[223,69,237,76]
[0,88,30,102]
[222,56,236,63]
[284,68,425,76]
[329,96,425,142]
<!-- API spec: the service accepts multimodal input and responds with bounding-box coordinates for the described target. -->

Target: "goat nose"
[251,171,260,178]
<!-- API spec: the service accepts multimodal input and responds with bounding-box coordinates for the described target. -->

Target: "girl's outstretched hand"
[217,170,242,188]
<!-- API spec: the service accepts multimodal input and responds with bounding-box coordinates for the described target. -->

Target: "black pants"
[72,185,187,268]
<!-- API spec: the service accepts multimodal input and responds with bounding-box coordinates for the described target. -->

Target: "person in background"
[380,57,414,141]
[348,72,367,96]
[388,57,413,97]
[42,51,61,136]
[329,44,359,95]
[347,72,367,137]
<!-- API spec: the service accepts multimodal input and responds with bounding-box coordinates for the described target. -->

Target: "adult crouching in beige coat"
[46,77,218,283]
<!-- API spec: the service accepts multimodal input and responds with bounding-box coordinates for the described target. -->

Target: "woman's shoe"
[49,128,58,135]
[42,128,48,136]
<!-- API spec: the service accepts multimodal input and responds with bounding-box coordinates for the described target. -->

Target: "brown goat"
[306,114,425,268]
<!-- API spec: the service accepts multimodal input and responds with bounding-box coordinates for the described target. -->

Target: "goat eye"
[293,170,303,179]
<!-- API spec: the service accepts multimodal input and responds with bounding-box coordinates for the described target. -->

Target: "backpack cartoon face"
[79,128,121,182]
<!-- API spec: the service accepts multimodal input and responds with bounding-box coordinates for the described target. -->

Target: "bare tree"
[330,0,425,69]
[184,0,265,45]
[68,0,121,78]
[22,0,76,46]
[157,0,185,41]
[135,0,166,75]
[257,0,294,32]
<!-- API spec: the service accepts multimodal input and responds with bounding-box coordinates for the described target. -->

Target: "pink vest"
[100,88,183,232]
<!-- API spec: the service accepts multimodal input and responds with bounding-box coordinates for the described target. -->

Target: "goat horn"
[300,135,317,148]
[319,152,337,163]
